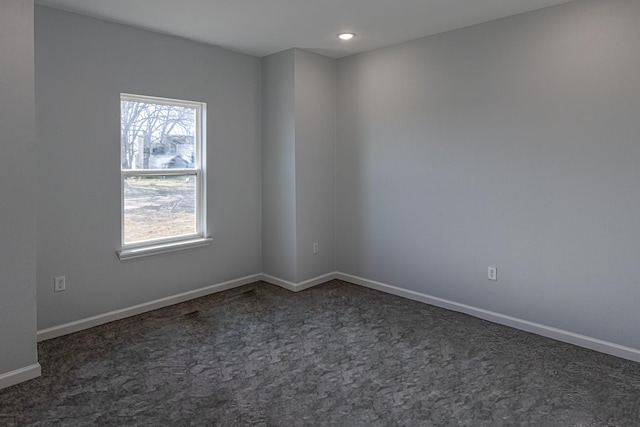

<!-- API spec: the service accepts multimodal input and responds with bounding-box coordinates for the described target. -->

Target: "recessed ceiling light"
[337,32,356,41]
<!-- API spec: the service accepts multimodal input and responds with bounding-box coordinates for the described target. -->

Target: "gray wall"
[336,0,640,349]
[262,50,297,282]
[32,0,640,359]
[294,50,336,282]
[0,0,39,376]
[35,7,262,330]
[262,49,336,284]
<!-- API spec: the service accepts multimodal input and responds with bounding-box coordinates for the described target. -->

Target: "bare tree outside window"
[120,100,196,170]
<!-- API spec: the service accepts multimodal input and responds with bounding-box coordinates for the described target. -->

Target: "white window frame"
[117,93,210,260]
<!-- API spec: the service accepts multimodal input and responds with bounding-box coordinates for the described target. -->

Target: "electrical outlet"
[54,276,66,292]
[488,267,497,281]
[313,242,319,254]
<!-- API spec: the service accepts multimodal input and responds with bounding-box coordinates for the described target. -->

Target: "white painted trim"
[37,274,262,341]
[35,269,640,363]
[117,237,213,260]
[0,363,41,390]
[262,272,337,292]
[336,272,640,363]
[120,93,207,254]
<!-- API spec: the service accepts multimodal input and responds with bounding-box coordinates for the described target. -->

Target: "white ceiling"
[36,0,572,58]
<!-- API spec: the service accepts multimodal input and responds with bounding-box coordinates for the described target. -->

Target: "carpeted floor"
[2,280,640,426]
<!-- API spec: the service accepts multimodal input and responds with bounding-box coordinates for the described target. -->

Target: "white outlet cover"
[54,276,66,292]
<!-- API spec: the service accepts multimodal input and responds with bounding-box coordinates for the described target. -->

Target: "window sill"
[117,237,212,261]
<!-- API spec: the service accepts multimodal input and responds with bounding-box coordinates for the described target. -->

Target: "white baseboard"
[36,269,640,364]
[0,363,41,390]
[262,272,337,292]
[336,272,640,363]
[37,272,337,342]
[37,274,263,342]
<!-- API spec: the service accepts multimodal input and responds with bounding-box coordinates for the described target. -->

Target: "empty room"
[2,0,640,424]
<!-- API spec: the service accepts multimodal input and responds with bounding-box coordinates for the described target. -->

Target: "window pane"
[121,100,196,170]
[123,175,197,244]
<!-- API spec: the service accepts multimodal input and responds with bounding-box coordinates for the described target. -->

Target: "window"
[118,94,209,259]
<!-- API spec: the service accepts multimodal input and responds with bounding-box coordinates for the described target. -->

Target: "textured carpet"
[2,280,640,426]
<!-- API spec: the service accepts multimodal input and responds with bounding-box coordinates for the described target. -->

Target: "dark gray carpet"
[2,280,640,426]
